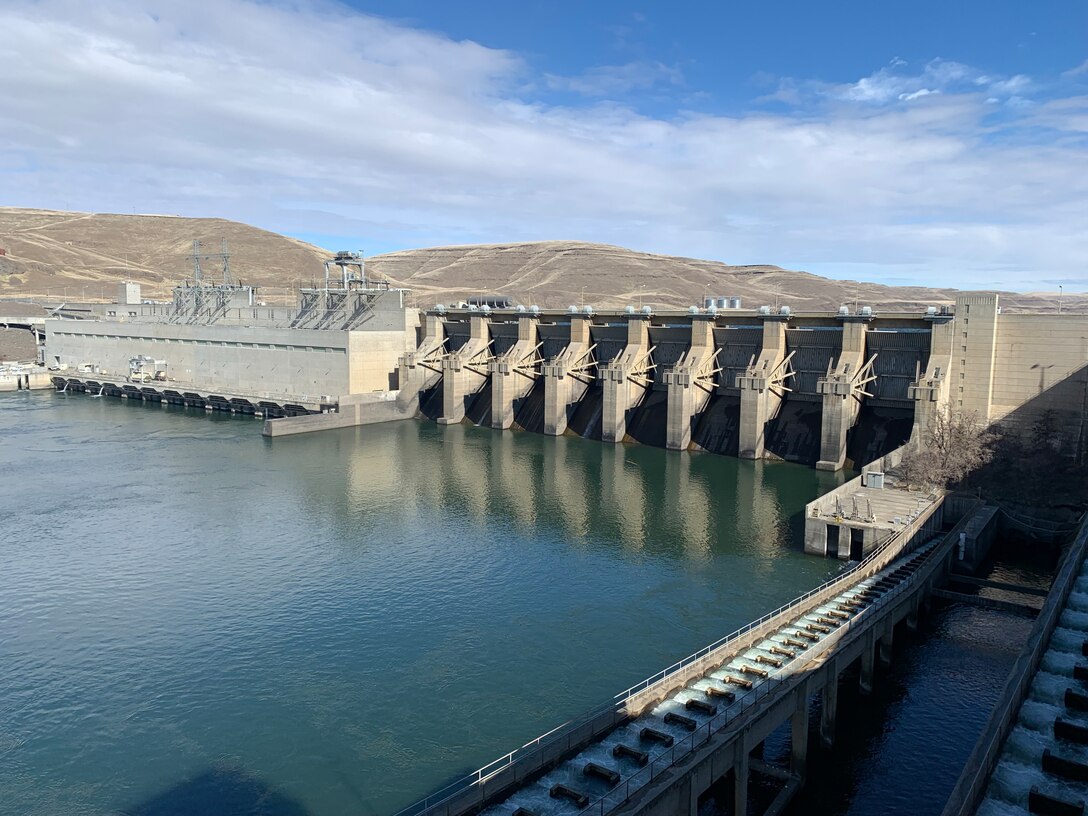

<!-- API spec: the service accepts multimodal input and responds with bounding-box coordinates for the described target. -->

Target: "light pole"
[1059,285,1064,314]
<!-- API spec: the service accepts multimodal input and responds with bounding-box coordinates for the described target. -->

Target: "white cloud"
[546,61,684,97]
[0,0,1084,290]
[834,59,1032,107]
[899,88,938,101]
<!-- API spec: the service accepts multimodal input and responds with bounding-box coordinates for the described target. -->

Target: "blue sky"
[1,0,1085,290]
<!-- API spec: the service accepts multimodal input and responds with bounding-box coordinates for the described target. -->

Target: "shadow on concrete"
[121,765,310,816]
[963,361,1088,511]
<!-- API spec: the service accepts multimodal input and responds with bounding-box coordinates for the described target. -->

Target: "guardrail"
[583,531,957,816]
[393,497,949,816]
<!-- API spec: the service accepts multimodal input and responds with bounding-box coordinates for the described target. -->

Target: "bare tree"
[899,408,995,490]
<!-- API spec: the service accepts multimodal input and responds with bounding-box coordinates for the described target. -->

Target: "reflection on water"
[1,392,842,816]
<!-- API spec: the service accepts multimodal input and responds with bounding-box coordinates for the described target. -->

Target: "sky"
[0,0,1085,290]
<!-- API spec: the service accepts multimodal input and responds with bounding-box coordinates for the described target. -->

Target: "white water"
[980,555,1088,814]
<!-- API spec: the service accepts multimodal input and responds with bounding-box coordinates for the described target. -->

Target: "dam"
[38,271,1088,482]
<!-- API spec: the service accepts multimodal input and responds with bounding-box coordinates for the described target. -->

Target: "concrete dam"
[396,304,945,471]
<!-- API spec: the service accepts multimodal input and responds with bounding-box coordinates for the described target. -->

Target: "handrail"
[585,529,957,816]
[392,499,948,816]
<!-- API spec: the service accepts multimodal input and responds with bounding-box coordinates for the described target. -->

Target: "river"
[1,391,845,815]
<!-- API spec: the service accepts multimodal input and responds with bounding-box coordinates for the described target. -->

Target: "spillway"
[978,570,1088,815]
[690,394,741,456]
[396,305,949,474]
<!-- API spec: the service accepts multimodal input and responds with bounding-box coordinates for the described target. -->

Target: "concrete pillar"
[601,315,650,443]
[791,690,810,780]
[821,667,839,748]
[734,741,749,816]
[816,317,869,472]
[665,316,717,450]
[879,627,894,667]
[906,594,921,631]
[396,312,445,412]
[737,315,789,459]
[908,312,955,449]
[543,315,592,435]
[951,294,1000,422]
[860,631,875,695]
[439,314,490,425]
[490,315,539,429]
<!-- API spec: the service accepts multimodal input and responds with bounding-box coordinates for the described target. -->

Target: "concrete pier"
[543,315,593,436]
[0,369,52,391]
[664,315,718,450]
[737,313,792,459]
[816,315,873,471]
[396,313,446,413]
[439,314,490,425]
[908,310,956,449]
[601,314,652,443]
[489,315,539,429]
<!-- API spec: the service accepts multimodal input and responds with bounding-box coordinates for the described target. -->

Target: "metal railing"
[584,540,950,816]
[393,502,945,816]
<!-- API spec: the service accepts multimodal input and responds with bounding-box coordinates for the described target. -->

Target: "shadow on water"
[121,765,310,816]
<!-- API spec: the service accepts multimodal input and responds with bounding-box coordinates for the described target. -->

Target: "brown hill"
[0,208,328,301]
[0,208,1077,313]
[369,241,1079,314]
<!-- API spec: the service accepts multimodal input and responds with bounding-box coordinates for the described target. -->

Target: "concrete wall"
[262,392,412,436]
[46,321,407,402]
[943,294,1088,454]
[348,327,416,392]
[990,313,1088,444]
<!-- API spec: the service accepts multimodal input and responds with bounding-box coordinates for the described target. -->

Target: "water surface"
[0,391,843,816]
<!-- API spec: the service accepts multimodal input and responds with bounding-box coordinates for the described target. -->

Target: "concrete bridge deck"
[395,497,958,816]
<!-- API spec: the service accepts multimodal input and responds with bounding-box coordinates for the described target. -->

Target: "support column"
[791,689,810,780]
[821,666,839,749]
[860,630,875,695]
[601,314,650,443]
[879,627,894,667]
[736,313,790,459]
[543,315,592,435]
[665,315,718,450]
[734,740,750,816]
[908,310,955,449]
[439,314,490,425]
[490,315,539,429]
[396,312,445,413]
[906,593,921,631]
[816,315,873,471]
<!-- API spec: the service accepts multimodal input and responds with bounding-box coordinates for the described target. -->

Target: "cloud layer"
[1,0,1086,290]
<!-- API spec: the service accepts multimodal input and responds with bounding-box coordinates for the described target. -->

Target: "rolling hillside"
[0,208,1077,313]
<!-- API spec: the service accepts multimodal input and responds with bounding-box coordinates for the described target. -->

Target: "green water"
[0,391,843,815]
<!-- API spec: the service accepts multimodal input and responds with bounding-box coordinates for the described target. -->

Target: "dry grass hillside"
[0,208,1077,313]
[0,208,328,301]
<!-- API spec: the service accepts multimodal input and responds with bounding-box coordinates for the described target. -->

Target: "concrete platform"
[806,481,941,558]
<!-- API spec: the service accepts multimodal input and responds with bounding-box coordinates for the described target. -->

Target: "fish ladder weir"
[395,496,960,816]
